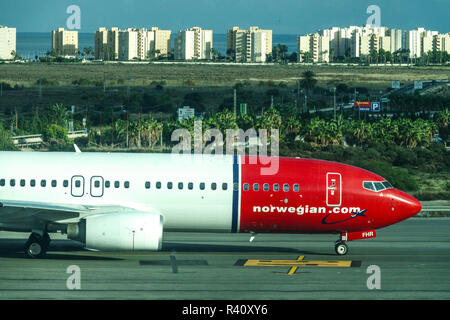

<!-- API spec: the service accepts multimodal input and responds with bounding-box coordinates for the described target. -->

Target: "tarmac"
[0,218,449,300]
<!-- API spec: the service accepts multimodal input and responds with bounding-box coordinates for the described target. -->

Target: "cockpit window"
[363,181,394,192]
[363,182,375,191]
[373,182,385,191]
[382,181,393,189]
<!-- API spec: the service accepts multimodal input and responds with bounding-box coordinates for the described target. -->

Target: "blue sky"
[0,0,449,34]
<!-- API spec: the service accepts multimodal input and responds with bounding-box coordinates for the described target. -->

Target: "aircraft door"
[90,176,104,198]
[71,176,85,197]
[326,173,342,207]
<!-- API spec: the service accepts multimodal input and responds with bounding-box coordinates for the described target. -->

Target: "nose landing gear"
[335,241,349,255]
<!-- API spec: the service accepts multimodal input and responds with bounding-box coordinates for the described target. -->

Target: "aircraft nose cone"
[410,198,422,216]
[393,190,422,219]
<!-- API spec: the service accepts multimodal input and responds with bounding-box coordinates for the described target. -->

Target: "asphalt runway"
[0,218,449,300]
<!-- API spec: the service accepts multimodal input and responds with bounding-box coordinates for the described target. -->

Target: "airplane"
[0,151,422,258]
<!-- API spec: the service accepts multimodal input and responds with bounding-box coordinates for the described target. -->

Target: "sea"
[16,32,299,60]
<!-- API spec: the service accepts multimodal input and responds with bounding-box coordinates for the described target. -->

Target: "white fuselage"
[0,152,239,232]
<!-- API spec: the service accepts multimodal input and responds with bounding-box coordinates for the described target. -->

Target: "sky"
[0,0,449,34]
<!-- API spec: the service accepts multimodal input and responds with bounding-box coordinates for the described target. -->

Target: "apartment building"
[297,33,330,63]
[433,33,450,53]
[95,27,119,60]
[174,27,213,60]
[0,26,16,60]
[117,27,172,61]
[227,26,272,63]
[387,28,402,52]
[403,28,438,58]
[150,27,171,58]
[52,28,78,56]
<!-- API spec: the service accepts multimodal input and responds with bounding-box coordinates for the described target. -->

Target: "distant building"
[403,28,438,58]
[150,27,172,59]
[174,27,213,60]
[297,33,330,63]
[52,28,78,56]
[227,26,272,63]
[117,27,172,61]
[386,28,403,52]
[433,33,450,53]
[95,27,119,60]
[0,25,16,60]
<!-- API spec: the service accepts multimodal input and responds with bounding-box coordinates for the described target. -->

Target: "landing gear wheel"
[25,233,50,259]
[335,242,348,256]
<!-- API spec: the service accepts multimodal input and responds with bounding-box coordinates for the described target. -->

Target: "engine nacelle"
[67,212,163,251]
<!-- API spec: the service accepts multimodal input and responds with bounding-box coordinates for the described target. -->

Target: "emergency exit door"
[326,173,342,207]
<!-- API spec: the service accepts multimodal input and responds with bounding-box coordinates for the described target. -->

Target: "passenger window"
[283,184,289,192]
[0,179,5,186]
[167,182,173,190]
[211,183,217,191]
[156,182,162,189]
[200,183,205,190]
[105,181,110,188]
[243,183,249,191]
[124,181,130,189]
[94,181,100,188]
[145,182,151,189]
[263,184,269,192]
[222,183,228,191]
[253,183,259,191]
[30,179,36,187]
[10,179,16,187]
[20,179,26,187]
[233,183,239,191]
[273,184,279,192]
[52,180,57,188]
[178,182,183,190]
[41,180,46,187]
[114,181,120,188]
[293,184,300,192]
[63,180,69,188]
[188,182,194,190]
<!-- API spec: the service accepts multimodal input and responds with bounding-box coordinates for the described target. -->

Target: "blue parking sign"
[371,102,381,112]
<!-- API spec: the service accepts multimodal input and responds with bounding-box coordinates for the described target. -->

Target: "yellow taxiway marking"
[244,260,353,268]
[287,256,304,275]
[240,256,359,275]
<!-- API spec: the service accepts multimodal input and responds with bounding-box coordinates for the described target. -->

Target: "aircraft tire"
[335,242,348,256]
[24,233,49,259]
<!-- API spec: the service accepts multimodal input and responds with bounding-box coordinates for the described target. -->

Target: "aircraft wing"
[0,200,147,227]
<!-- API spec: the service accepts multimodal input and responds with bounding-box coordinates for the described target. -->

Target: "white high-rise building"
[297,33,330,63]
[0,26,16,60]
[174,27,213,60]
[227,26,272,63]
[95,27,119,60]
[118,27,171,61]
[403,28,438,58]
[52,28,78,56]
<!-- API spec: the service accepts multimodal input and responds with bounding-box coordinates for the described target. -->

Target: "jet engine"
[67,212,163,251]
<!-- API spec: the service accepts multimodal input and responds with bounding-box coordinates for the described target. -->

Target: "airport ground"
[0,218,449,300]
[1,63,449,88]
